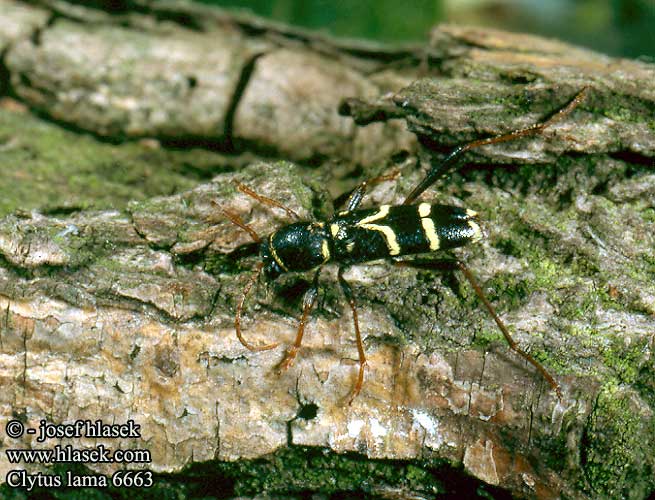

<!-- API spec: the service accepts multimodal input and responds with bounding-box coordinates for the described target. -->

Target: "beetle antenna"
[234,180,300,220]
[404,87,589,204]
[235,261,279,352]
[216,201,261,243]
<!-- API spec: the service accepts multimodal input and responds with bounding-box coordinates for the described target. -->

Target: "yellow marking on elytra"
[418,203,431,218]
[465,208,478,218]
[468,220,484,242]
[356,205,401,255]
[330,223,340,238]
[357,204,390,225]
[421,217,440,250]
[417,203,440,250]
[346,242,355,252]
[321,239,330,262]
[268,233,289,271]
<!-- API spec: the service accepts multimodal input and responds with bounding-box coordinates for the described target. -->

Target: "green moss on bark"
[580,383,655,499]
[0,108,226,217]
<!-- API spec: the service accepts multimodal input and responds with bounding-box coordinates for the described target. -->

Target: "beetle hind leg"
[395,258,562,399]
[455,260,562,399]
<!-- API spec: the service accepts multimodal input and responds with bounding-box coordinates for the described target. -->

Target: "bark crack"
[222,51,267,152]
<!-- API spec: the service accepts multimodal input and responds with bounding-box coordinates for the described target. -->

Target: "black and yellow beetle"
[223,87,588,402]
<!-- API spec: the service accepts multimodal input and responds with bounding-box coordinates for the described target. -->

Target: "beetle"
[222,87,589,402]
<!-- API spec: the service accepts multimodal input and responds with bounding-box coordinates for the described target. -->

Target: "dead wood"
[0,1,654,499]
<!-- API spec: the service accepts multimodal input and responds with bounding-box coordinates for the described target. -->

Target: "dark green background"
[196,0,655,59]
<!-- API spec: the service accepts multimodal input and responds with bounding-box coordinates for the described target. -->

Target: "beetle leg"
[338,267,367,404]
[455,261,562,399]
[235,262,279,351]
[395,258,562,399]
[278,269,320,371]
[404,87,590,205]
[342,170,400,212]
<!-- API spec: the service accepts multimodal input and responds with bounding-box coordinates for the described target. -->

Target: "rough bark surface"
[0,1,654,499]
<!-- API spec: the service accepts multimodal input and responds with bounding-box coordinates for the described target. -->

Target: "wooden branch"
[0,1,654,499]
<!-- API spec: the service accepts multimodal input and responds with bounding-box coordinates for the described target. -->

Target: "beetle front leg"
[278,269,320,372]
[235,262,279,352]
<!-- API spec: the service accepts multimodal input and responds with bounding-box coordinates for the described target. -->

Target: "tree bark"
[0,1,654,499]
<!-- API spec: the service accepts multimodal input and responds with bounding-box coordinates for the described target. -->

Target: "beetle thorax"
[261,222,331,279]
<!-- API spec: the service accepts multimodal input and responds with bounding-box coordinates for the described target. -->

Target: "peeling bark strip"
[0,1,654,499]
